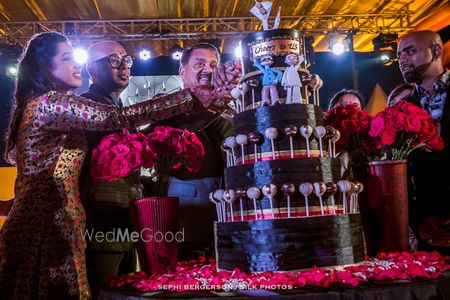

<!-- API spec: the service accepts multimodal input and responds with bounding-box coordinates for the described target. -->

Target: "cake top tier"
[240,28,305,75]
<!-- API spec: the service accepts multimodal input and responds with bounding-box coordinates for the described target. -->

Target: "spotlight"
[73,48,88,65]
[170,44,183,60]
[372,33,398,66]
[172,51,183,60]
[327,33,346,55]
[7,65,17,77]
[330,42,345,55]
[139,49,151,61]
[378,50,396,66]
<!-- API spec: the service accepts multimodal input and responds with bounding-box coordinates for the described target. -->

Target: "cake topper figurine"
[236,134,248,164]
[250,1,272,30]
[299,182,313,217]
[253,54,283,106]
[282,53,304,104]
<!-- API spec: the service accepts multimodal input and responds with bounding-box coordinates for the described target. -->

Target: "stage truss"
[0,13,412,45]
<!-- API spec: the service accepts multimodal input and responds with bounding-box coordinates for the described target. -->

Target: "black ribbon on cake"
[215,214,365,272]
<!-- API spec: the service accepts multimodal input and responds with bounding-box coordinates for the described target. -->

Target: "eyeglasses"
[93,54,133,68]
[261,57,273,62]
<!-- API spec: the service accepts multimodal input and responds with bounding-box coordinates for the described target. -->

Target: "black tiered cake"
[213,29,365,272]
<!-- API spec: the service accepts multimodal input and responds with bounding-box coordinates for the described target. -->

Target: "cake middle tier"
[232,103,327,160]
[226,157,344,189]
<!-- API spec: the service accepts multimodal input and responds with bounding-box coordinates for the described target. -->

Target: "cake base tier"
[214,213,365,272]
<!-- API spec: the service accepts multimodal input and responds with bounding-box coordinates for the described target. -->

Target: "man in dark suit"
[79,41,136,294]
[397,30,449,254]
[147,43,237,260]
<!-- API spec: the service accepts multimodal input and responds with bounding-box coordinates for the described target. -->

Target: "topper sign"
[249,38,303,61]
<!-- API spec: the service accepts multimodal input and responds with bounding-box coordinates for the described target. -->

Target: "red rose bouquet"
[368,100,444,159]
[90,126,204,197]
[146,126,204,195]
[324,103,382,162]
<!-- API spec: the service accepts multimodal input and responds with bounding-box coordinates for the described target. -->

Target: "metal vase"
[130,196,179,274]
[353,159,409,256]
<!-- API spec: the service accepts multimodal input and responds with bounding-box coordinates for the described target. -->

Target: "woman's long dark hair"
[4,32,69,164]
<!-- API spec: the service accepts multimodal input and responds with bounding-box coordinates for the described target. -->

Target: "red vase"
[130,196,179,274]
[352,160,409,256]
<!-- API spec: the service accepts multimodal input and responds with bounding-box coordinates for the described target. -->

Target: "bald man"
[78,41,137,294]
[397,30,450,255]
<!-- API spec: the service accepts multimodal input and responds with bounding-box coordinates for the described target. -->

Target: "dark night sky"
[0,51,404,166]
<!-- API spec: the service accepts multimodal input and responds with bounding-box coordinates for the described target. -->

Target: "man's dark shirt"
[79,84,134,251]
[406,72,450,252]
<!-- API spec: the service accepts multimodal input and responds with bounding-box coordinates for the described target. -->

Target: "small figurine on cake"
[253,55,283,106]
[282,53,304,104]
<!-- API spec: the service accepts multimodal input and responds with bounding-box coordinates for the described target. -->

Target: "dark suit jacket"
[405,84,450,230]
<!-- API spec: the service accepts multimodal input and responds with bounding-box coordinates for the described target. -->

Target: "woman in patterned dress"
[0,32,196,299]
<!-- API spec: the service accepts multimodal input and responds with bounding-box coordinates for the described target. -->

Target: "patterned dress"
[0,89,192,299]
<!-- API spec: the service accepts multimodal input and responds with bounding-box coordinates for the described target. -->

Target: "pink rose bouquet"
[90,127,204,196]
[368,100,444,159]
